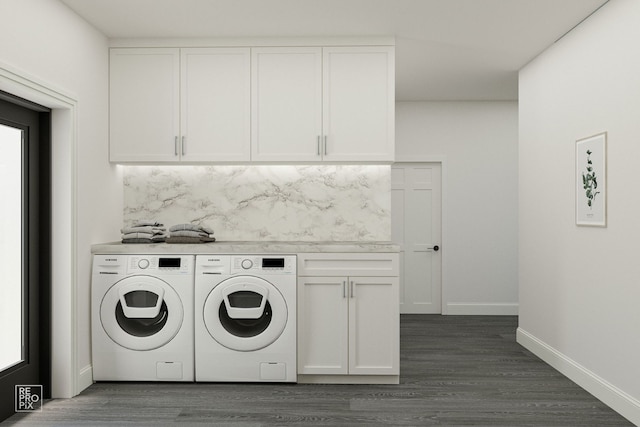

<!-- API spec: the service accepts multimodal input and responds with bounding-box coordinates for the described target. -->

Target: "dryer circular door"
[203,276,287,351]
[100,276,184,351]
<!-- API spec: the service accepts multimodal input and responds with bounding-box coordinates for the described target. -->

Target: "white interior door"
[391,163,442,314]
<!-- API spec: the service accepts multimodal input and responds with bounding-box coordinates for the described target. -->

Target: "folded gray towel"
[122,231,166,244]
[132,220,164,227]
[122,238,153,244]
[170,230,211,238]
[166,236,216,244]
[169,223,214,235]
[122,232,154,239]
[122,218,165,244]
[121,226,166,234]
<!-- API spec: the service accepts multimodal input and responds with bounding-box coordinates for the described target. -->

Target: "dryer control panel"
[232,256,296,275]
[195,255,296,276]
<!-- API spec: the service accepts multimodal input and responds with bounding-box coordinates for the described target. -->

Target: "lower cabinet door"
[348,277,399,375]
[297,277,348,374]
[298,275,400,376]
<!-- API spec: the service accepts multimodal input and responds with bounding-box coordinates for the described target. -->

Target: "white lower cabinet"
[297,253,399,383]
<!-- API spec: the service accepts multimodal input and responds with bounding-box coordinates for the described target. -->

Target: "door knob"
[433,245,439,251]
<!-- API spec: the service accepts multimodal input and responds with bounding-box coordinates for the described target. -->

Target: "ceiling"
[60,0,608,101]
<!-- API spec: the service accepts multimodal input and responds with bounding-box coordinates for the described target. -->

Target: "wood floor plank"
[2,315,634,426]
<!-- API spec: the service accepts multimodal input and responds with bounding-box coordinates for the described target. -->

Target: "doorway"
[391,162,442,314]
[0,93,51,421]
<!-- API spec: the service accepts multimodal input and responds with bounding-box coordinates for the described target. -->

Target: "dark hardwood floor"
[3,315,634,426]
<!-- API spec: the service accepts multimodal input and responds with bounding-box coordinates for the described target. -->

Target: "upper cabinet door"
[322,47,395,162]
[110,48,180,162]
[251,47,323,161]
[181,48,251,162]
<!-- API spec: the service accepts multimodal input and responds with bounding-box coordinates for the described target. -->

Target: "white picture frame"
[576,132,607,227]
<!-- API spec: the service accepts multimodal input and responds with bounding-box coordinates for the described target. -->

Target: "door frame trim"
[0,62,79,398]
[393,156,449,314]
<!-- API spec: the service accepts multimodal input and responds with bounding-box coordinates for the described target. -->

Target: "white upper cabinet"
[323,47,395,162]
[251,46,395,162]
[110,48,180,162]
[110,47,251,163]
[181,48,251,162]
[110,43,394,163]
[251,47,322,161]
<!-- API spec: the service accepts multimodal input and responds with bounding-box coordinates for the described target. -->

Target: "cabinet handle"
[324,135,328,155]
[182,136,186,156]
[174,136,178,156]
[317,136,321,156]
[350,280,354,298]
[343,281,346,298]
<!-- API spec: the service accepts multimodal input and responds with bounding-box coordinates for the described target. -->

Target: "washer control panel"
[127,255,193,274]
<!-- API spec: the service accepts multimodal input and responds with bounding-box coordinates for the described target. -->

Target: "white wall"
[396,102,518,314]
[0,0,122,396]
[518,0,640,423]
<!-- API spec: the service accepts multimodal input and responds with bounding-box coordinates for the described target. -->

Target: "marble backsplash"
[123,165,390,241]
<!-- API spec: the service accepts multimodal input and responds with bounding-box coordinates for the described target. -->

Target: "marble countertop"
[91,241,400,254]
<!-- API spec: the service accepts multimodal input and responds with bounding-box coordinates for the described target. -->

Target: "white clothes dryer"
[91,254,194,381]
[195,255,296,382]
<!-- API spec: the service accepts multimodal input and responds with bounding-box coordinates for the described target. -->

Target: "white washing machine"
[91,254,194,381]
[195,255,296,382]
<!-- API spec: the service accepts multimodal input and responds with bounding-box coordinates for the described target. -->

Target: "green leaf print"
[582,150,599,209]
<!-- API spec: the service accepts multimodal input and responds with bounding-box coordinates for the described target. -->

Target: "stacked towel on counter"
[121,220,167,243]
[166,223,216,244]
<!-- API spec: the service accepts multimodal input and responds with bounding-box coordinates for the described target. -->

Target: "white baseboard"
[517,328,640,426]
[445,303,518,315]
[77,364,94,394]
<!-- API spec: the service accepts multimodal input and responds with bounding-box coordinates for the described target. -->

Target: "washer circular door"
[203,276,287,351]
[100,275,184,351]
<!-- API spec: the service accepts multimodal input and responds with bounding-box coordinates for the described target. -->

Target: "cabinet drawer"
[297,253,398,277]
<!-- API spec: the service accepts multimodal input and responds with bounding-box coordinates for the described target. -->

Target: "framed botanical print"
[576,132,607,227]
